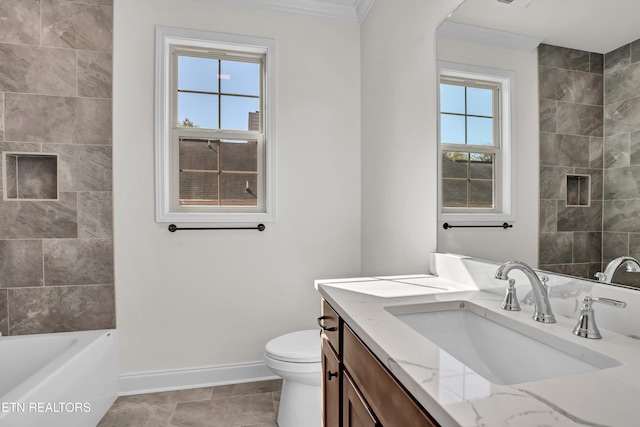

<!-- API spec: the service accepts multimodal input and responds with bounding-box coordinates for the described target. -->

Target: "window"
[438,62,515,222]
[155,27,276,223]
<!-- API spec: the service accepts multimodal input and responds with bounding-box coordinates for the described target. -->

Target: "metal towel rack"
[443,222,512,230]
[168,224,266,232]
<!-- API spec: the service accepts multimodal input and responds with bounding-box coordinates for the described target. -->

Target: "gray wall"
[538,44,604,279]
[538,40,640,285]
[603,41,640,272]
[0,0,114,336]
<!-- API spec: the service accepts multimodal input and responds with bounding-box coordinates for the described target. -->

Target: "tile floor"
[98,379,282,427]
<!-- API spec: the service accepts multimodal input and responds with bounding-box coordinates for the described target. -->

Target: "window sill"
[438,212,515,223]
[155,210,276,224]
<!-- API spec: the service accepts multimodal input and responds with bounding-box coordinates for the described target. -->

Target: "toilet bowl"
[264,329,321,427]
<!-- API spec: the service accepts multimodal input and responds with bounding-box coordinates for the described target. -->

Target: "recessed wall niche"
[3,152,59,201]
[566,174,590,207]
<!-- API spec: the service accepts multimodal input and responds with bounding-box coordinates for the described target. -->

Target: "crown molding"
[196,0,374,23]
[437,21,542,52]
[355,0,374,23]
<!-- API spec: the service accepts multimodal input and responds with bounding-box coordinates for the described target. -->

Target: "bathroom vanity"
[320,300,437,426]
[316,253,640,427]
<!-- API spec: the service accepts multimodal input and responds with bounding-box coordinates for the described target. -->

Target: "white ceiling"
[446,0,640,54]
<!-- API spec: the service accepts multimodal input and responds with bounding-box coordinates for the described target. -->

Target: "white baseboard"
[118,361,278,396]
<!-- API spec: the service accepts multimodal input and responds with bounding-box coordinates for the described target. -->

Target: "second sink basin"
[386,301,621,385]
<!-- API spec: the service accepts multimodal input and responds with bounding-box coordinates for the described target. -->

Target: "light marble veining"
[6,94,112,144]
[43,238,113,286]
[8,284,115,334]
[316,253,640,427]
[0,0,40,45]
[0,192,78,239]
[0,44,77,96]
[78,51,112,99]
[0,240,44,288]
[41,0,113,52]
[78,191,113,238]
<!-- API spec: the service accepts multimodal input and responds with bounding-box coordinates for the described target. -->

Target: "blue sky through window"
[440,83,493,146]
[177,56,260,131]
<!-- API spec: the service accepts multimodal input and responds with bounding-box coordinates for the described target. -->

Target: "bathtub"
[0,329,118,427]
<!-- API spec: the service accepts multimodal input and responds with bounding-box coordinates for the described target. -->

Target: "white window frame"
[155,26,276,223]
[437,61,516,222]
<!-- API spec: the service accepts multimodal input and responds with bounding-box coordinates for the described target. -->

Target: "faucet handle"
[589,296,627,308]
[594,272,606,282]
[501,278,521,311]
[540,276,550,293]
[573,296,626,339]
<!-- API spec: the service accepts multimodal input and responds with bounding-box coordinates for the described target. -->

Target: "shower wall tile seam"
[0,91,112,101]
[0,284,114,290]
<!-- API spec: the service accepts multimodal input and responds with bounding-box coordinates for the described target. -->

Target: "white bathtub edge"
[118,361,278,396]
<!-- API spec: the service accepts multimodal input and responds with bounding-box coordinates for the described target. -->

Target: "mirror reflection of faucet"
[595,256,640,283]
[494,261,556,323]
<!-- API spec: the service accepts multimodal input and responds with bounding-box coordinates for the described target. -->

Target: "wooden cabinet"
[322,333,341,427]
[343,325,438,427]
[343,373,379,427]
[320,300,342,427]
[320,298,440,427]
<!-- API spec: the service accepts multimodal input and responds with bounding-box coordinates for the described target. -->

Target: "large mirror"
[436,0,640,289]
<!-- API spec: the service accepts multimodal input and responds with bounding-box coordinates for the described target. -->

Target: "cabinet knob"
[327,370,338,381]
[317,315,337,332]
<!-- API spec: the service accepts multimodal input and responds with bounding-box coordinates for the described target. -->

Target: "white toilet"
[264,329,322,427]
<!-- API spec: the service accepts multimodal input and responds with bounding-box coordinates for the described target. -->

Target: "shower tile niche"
[0,0,114,336]
[566,174,590,206]
[3,152,59,201]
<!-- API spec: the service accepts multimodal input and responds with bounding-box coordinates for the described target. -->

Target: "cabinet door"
[322,334,341,427]
[343,373,379,427]
[343,325,439,427]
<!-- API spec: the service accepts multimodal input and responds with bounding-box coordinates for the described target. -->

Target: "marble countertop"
[316,273,640,427]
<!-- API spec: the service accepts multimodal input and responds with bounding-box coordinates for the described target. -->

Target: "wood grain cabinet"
[343,373,379,427]
[320,300,342,427]
[320,299,440,427]
[322,333,341,427]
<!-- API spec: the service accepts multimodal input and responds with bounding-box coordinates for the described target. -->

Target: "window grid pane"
[440,76,499,212]
[439,82,496,147]
[442,150,495,209]
[178,137,258,207]
[177,55,261,131]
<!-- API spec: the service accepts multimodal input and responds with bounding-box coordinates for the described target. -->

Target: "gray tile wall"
[602,40,640,286]
[538,41,640,286]
[538,44,605,279]
[0,0,114,336]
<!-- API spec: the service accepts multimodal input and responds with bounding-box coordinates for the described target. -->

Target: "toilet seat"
[264,329,320,363]
[264,353,321,374]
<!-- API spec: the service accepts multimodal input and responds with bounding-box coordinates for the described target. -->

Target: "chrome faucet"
[494,261,556,323]
[573,296,626,339]
[595,256,640,283]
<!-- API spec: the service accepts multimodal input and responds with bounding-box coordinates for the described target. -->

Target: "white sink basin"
[386,301,621,385]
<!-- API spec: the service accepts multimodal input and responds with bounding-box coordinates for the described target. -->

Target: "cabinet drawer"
[320,299,341,354]
[343,325,439,427]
